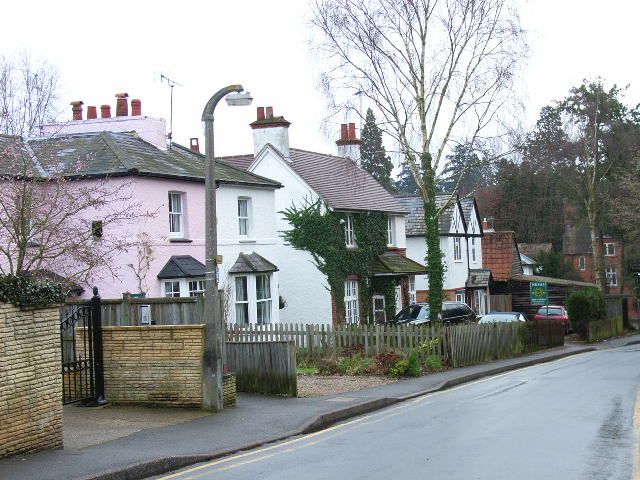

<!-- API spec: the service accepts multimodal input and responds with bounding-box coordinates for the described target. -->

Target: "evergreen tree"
[359,108,395,192]
[439,144,492,195]
[394,162,419,195]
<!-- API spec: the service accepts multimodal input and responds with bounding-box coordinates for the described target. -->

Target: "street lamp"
[201,85,253,411]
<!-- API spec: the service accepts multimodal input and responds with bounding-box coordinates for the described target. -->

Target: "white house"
[397,195,488,314]
[222,108,426,325]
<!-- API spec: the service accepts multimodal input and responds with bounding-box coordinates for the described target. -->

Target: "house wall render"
[0,304,63,458]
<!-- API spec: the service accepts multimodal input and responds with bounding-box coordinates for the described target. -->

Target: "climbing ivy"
[0,274,65,309]
[281,200,395,323]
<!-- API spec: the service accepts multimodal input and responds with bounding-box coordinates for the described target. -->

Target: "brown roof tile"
[482,231,523,281]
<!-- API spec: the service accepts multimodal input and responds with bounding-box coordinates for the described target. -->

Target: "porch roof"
[229,252,278,274]
[157,255,205,279]
[370,252,428,276]
[466,268,492,288]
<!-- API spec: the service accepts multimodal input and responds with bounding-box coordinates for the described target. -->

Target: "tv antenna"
[160,73,182,149]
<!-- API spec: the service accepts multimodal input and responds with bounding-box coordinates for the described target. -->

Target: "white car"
[478,312,527,324]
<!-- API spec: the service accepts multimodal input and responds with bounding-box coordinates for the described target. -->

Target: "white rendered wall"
[252,126,290,160]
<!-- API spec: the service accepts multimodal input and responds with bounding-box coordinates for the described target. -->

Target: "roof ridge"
[99,131,137,172]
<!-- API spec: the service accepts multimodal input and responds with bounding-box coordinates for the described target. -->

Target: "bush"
[0,274,65,309]
[317,358,340,375]
[337,354,373,375]
[565,288,606,338]
[406,352,422,376]
[424,355,443,371]
[389,359,409,377]
[371,352,403,375]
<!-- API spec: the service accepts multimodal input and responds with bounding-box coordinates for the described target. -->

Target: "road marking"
[157,352,596,479]
[632,387,639,480]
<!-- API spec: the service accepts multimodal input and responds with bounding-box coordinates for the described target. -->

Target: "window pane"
[257,300,272,325]
[239,218,248,235]
[235,303,249,325]
[238,199,248,217]
[235,277,248,301]
[256,275,271,300]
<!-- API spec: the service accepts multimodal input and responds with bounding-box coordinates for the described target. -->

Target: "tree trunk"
[587,205,604,291]
[422,153,444,320]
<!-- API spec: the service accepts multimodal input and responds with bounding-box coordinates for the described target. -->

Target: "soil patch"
[297,374,397,398]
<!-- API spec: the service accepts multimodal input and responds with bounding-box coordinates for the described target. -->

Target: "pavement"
[1,334,638,480]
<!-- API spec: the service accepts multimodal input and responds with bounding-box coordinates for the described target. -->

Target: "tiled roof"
[220,148,406,214]
[482,231,523,281]
[229,252,278,274]
[512,273,596,288]
[466,269,492,288]
[395,195,458,236]
[157,255,206,279]
[0,132,281,188]
[371,253,428,275]
[518,243,552,259]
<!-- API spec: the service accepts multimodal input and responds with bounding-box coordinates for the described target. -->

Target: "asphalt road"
[156,346,640,480]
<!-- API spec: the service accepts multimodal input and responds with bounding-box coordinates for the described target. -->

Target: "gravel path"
[297,375,397,398]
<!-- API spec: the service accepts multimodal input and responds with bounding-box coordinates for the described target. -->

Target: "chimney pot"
[115,93,129,117]
[340,124,348,141]
[256,107,265,121]
[131,99,142,116]
[100,105,112,118]
[265,106,273,119]
[70,101,84,120]
[87,106,97,119]
[348,123,356,140]
[190,137,200,153]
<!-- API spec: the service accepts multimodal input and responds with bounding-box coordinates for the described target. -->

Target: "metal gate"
[60,287,105,405]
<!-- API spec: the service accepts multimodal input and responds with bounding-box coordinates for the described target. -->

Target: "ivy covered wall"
[281,201,397,323]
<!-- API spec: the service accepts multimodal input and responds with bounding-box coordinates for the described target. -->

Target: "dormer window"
[345,214,355,248]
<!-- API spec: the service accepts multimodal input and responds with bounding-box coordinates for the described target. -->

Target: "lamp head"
[226,91,253,107]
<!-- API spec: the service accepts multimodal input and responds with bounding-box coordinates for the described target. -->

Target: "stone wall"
[0,304,63,458]
[100,325,204,407]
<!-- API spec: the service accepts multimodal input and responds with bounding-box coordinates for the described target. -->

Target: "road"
[156,345,640,480]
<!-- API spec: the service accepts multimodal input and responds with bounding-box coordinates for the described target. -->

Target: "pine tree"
[395,163,418,195]
[359,108,395,192]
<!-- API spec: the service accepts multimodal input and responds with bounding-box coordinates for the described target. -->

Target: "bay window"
[231,273,275,325]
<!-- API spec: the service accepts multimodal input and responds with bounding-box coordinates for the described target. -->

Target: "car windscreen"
[395,305,428,321]
[480,314,515,323]
[537,307,563,316]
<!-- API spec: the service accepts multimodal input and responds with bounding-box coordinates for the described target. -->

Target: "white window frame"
[238,197,250,237]
[579,256,586,271]
[453,237,462,262]
[387,216,394,247]
[455,291,465,303]
[471,237,477,263]
[234,276,250,325]
[163,280,181,298]
[345,214,356,248]
[188,279,205,296]
[604,243,615,257]
[408,276,416,305]
[344,279,360,324]
[372,295,386,324]
[168,192,184,238]
[605,267,617,287]
[164,277,206,298]
[255,274,272,325]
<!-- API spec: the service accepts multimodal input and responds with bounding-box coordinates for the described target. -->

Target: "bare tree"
[311,0,526,315]
[127,232,155,294]
[0,52,60,136]
[0,137,154,287]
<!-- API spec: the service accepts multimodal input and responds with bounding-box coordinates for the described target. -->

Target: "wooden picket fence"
[226,320,565,368]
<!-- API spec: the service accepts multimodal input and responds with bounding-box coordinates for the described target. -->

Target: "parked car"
[532,305,570,334]
[391,301,476,326]
[478,312,527,324]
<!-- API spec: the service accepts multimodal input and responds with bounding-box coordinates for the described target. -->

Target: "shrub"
[389,359,409,377]
[337,354,373,375]
[566,288,606,338]
[0,274,65,309]
[371,352,403,375]
[406,352,422,376]
[424,355,443,371]
[317,358,340,375]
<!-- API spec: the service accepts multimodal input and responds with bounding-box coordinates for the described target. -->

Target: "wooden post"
[122,292,131,326]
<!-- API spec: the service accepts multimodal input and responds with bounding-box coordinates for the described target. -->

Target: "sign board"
[530,281,548,306]
[140,305,151,325]
[130,293,146,299]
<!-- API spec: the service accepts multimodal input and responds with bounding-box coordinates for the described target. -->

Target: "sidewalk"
[1,335,638,480]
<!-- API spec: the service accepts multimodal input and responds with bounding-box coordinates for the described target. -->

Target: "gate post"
[91,287,107,405]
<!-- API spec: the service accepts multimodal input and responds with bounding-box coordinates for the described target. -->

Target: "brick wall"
[0,304,63,458]
[99,325,205,407]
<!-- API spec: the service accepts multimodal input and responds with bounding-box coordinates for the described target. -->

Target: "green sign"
[530,281,548,305]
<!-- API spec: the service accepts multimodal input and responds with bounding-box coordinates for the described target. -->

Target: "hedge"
[0,274,65,309]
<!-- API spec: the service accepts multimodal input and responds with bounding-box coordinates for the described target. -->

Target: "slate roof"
[157,255,206,279]
[370,253,428,276]
[466,269,492,288]
[459,197,482,236]
[395,195,460,236]
[0,132,281,188]
[219,148,406,214]
[482,231,523,282]
[229,252,278,274]
[562,223,593,255]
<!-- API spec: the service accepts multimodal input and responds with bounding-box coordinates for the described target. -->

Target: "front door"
[395,285,403,314]
[473,289,487,315]
[372,295,386,324]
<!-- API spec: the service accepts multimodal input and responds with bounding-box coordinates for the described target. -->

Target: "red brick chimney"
[190,137,200,153]
[256,107,265,121]
[100,105,111,118]
[131,99,142,116]
[70,101,84,120]
[87,106,97,120]
[115,93,129,117]
[250,105,291,160]
[336,122,361,162]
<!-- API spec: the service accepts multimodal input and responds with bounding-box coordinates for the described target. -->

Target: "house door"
[395,285,403,313]
[473,289,487,315]
[372,295,386,324]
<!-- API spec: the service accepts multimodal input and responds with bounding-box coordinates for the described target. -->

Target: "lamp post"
[201,85,253,411]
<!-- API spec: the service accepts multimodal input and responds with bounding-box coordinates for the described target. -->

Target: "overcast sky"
[1,1,638,158]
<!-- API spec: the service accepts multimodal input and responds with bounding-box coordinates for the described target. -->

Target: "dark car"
[478,312,527,324]
[391,301,476,326]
